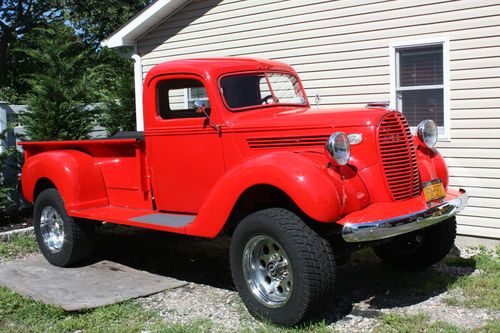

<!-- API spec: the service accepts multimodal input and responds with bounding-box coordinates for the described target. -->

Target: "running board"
[129,213,195,228]
[70,206,196,234]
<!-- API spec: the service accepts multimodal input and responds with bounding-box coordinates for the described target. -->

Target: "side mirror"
[193,100,220,134]
[194,100,206,114]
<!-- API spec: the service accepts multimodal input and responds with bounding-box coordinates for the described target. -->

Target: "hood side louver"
[247,135,330,149]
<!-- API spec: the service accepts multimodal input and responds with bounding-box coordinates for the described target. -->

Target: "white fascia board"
[101,0,191,48]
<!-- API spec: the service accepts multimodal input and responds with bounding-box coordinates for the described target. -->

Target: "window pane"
[267,73,305,104]
[188,87,208,100]
[157,79,209,119]
[259,76,273,102]
[168,88,187,110]
[399,89,444,126]
[221,74,264,108]
[399,46,443,86]
[220,73,306,110]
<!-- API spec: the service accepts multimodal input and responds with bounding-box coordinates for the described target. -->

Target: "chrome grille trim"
[378,112,421,201]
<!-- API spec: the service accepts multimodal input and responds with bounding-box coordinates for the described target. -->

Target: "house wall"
[137,0,500,240]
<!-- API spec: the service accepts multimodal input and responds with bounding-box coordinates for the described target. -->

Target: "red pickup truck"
[20,58,467,326]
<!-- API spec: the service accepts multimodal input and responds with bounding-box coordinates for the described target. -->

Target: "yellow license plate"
[422,179,446,202]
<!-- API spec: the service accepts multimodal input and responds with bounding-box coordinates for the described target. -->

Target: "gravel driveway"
[89,225,499,332]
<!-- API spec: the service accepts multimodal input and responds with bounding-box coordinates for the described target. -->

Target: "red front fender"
[186,151,343,238]
[21,150,109,211]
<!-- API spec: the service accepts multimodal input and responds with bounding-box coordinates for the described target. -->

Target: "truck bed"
[20,137,152,210]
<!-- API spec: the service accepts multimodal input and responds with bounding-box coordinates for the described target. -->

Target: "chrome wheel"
[242,235,293,308]
[40,205,65,253]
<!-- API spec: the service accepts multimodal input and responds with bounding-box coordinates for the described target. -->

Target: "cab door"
[145,74,224,214]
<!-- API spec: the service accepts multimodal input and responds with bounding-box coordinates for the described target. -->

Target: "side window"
[157,79,211,119]
[186,87,209,108]
[391,40,449,138]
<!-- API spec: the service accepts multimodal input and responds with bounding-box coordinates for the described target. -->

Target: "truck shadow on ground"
[91,224,475,323]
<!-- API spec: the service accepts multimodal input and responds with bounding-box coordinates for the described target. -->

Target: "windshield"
[220,72,307,110]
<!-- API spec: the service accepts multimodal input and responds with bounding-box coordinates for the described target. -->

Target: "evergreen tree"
[0,128,11,210]
[0,124,22,212]
[64,0,152,46]
[21,23,98,141]
[96,55,136,136]
[0,87,21,104]
[85,48,136,136]
[0,0,62,89]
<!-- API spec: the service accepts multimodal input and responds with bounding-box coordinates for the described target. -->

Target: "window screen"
[157,79,210,119]
[396,45,444,127]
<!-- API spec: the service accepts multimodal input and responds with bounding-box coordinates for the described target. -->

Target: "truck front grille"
[378,112,420,201]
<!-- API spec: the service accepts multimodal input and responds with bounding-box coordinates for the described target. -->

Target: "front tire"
[230,208,335,326]
[33,188,94,267]
[373,217,457,269]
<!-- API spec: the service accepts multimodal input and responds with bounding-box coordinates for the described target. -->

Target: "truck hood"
[227,106,391,131]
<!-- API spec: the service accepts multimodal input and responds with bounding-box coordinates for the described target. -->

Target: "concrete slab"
[0,226,34,242]
[0,255,187,311]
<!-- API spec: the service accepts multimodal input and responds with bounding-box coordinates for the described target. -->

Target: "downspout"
[131,54,144,131]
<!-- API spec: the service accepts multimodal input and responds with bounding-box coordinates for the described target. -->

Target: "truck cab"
[20,58,467,326]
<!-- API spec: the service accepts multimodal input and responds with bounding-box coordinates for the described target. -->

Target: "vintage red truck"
[20,58,467,326]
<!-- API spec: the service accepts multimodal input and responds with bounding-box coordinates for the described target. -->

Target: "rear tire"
[230,208,335,327]
[373,217,456,269]
[33,188,94,267]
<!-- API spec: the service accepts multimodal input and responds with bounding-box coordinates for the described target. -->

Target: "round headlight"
[325,132,351,166]
[417,119,438,148]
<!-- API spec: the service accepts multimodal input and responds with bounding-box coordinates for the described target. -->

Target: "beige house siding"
[137,0,500,240]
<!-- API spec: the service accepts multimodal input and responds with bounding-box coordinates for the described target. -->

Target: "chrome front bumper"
[342,189,468,243]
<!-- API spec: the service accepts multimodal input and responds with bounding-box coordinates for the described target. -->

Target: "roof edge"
[101,0,191,48]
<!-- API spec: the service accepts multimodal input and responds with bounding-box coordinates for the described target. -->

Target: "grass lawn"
[374,313,500,333]
[0,284,336,333]
[443,247,500,310]
[0,286,164,333]
[0,234,498,332]
[0,235,39,261]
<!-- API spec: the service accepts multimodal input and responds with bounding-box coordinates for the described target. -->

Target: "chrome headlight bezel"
[325,132,351,166]
[417,119,438,148]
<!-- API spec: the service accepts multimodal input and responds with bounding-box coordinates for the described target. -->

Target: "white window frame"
[389,37,450,141]
[183,87,209,109]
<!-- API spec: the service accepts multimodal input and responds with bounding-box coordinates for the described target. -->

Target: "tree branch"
[0,19,9,33]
